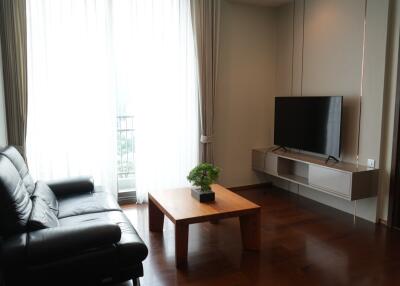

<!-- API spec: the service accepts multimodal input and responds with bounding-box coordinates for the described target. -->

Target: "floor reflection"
[121,187,395,286]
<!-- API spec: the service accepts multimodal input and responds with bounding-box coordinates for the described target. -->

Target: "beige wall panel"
[279,0,389,222]
[292,0,304,96]
[217,0,390,222]
[302,0,365,163]
[215,0,277,187]
[276,2,294,98]
[359,0,389,168]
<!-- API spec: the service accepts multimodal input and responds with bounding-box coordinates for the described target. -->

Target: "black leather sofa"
[0,146,148,285]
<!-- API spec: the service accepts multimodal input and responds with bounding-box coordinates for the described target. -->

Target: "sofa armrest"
[47,176,94,197]
[0,233,27,265]
[1,223,121,265]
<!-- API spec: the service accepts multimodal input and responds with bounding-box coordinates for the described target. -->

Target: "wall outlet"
[367,159,375,168]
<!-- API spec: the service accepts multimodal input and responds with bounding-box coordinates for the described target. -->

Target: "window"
[117,116,136,201]
[26,0,199,202]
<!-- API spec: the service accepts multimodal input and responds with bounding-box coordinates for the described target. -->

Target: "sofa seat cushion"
[57,192,121,219]
[59,211,148,265]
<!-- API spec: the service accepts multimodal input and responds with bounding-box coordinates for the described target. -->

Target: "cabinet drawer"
[309,165,351,197]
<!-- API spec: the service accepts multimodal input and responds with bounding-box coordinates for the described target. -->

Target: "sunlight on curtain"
[112,0,199,203]
[26,0,199,201]
[26,0,118,197]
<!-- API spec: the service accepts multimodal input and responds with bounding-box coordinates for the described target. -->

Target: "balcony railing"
[117,116,136,196]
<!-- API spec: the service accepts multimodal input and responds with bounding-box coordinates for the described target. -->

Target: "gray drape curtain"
[190,0,221,164]
[0,0,28,157]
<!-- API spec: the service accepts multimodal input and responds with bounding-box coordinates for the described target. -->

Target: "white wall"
[0,37,7,147]
[215,0,276,187]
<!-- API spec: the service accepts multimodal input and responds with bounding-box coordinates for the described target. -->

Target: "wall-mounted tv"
[274,96,343,158]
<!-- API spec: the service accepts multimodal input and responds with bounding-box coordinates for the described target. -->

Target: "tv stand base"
[325,155,339,164]
[272,146,288,152]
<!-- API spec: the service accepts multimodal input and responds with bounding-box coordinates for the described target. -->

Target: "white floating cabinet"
[252,148,379,201]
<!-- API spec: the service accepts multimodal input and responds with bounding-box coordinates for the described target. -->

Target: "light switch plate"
[367,159,375,168]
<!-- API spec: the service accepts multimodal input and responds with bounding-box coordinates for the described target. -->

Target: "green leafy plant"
[187,163,220,192]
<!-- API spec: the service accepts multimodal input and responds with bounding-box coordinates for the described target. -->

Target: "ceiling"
[228,0,293,7]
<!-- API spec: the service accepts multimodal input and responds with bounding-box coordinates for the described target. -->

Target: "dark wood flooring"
[122,186,400,286]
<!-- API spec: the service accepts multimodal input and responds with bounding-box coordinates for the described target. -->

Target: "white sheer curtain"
[112,0,199,203]
[26,0,118,197]
[26,0,199,202]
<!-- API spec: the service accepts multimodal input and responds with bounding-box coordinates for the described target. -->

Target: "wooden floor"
[122,186,400,286]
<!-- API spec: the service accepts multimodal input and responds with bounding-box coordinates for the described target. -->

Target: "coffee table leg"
[175,223,189,268]
[149,197,164,232]
[239,210,261,251]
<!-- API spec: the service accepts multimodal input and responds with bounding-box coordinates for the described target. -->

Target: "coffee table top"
[148,184,261,224]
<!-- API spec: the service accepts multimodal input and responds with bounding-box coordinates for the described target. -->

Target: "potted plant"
[187,163,220,202]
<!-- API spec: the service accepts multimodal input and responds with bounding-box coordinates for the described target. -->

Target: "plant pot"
[191,186,215,203]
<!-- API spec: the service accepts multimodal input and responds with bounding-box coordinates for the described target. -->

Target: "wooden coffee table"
[148,184,261,267]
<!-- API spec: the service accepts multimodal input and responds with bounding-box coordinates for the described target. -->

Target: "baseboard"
[229,182,273,192]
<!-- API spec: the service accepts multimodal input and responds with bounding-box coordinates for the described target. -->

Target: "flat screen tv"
[274,96,343,158]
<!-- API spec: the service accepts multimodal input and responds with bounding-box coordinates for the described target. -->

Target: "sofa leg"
[133,278,141,286]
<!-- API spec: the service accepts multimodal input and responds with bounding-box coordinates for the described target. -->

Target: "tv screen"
[274,96,343,158]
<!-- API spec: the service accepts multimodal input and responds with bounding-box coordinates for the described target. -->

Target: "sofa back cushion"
[28,196,59,230]
[32,181,59,216]
[0,155,33,236]
[0,146,35,195]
